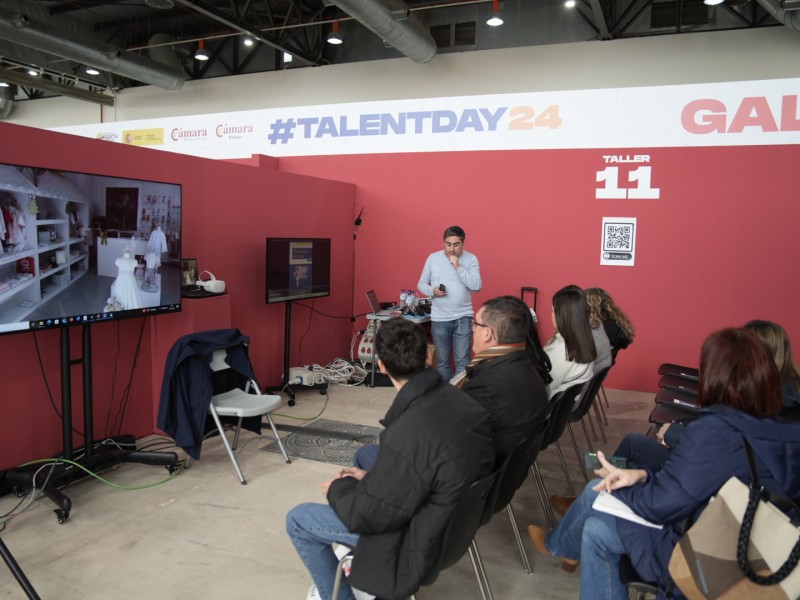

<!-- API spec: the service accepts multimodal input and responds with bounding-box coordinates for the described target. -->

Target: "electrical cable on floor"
[271,388,330,421]
[0,462,59,528]
[17,457,184,491]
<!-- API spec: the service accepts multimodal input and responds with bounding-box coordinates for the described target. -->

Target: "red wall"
[0,123,354,470]
[278,146,800,392]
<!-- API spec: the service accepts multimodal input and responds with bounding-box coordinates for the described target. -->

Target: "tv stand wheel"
[13,487,26,498]
[288,398,296,407]
[54,509,69,524]
[166,463,182,475]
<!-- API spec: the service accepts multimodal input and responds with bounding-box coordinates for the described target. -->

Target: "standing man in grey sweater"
[418,225,482,381]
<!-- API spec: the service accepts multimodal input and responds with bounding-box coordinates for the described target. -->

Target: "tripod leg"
[0,538,41,600]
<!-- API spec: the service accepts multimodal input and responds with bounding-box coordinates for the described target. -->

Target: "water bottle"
[399,289,407,309]
[406,290,415,312]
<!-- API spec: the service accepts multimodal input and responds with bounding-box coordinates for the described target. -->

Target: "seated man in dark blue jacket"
[286,317,495,600]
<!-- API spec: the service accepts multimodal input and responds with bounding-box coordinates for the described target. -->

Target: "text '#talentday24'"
[266,105,562,144]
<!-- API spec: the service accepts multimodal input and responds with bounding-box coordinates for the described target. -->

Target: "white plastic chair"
[208,348,290,484]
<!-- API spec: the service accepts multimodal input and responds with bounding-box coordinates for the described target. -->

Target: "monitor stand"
[266,301,327,407]
[5,323,180,524]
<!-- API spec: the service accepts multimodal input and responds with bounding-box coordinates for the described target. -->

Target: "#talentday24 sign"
[55,77,800,159]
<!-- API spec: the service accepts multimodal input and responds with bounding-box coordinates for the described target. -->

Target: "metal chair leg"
[530,461,557,529]
[506,503,533,574]
[331,554,352,600]
[468,540,493,600]
[580,417,596,453]
[554,440,575,496]
[208,404,246,485]
[601,384,610,408]
[567,423,589,482]
[592,400,608,444]
[265,415,291,463]
[595,392,609,425]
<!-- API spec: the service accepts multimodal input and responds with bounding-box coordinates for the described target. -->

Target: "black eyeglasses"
[471,319,490,329]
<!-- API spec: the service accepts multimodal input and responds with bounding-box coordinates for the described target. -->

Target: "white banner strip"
[53,77,800,158]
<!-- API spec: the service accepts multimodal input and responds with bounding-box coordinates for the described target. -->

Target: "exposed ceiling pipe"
[0,66,114,106]
[755,0,800,30]
[0,6,187,91]
[323,0,437,63]
[0,84,14,119]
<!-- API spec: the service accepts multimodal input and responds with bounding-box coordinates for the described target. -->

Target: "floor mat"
[260,418,381,466]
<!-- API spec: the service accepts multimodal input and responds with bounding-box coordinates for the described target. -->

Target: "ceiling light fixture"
[85,66,100,76]
[283,52,293,64]
[194,39,210,61]
[27,68,38,77]
[565,0,577,7]
[243,36,254,47]
[0,82,9,88]
[703,0,724,4]
[327,21,343,45]
[487,0,504,26]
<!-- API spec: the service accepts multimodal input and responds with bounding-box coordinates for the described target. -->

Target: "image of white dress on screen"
[111,248,142,310]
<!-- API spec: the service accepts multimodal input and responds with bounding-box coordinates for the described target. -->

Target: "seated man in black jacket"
[286,317,495,600]
[456,295,552,462]
[354,295,551,470]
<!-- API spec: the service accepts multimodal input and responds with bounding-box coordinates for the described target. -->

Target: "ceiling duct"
[756,0,800,29]
[324,0,436,63]
[0,84,14,119]
[0,6,187,91]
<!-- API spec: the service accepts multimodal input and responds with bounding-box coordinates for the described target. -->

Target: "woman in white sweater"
[544,286,597,399]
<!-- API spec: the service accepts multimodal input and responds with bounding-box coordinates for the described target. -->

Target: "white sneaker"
[306,584,320,600]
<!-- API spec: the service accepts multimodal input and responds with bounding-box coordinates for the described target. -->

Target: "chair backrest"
[658,374,699,395]
[568,367,610,423]
[542,383,585,449]
[481,427,546,526]
[657,362,699,381]
[420,468,499,587]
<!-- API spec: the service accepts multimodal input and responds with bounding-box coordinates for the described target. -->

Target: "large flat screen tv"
[266,238,331,304]
[0,162,182,336]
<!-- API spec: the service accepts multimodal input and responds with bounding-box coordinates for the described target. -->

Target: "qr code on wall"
[603,223,633,251]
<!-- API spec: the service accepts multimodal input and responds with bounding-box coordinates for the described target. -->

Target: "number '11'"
[596,166,660,199]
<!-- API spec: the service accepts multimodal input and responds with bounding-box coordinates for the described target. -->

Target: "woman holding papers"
[527,328,800,599]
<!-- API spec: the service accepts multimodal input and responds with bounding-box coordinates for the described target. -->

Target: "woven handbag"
[668,440,800,599]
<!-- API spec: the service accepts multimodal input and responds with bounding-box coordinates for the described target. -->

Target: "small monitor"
[265,238,331,304]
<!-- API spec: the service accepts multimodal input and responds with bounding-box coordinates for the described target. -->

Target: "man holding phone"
[418,225,482,381]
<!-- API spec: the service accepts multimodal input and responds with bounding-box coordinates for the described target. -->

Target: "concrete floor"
[0,383,654,600]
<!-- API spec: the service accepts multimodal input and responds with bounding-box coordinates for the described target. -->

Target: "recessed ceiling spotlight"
[703,0,724,4]
[565,0,576,7]
[244,37,254,47]
[27,68,38,77]
[86,67,100,75]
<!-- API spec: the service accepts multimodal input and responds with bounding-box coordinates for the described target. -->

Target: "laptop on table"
[366,290,399,316]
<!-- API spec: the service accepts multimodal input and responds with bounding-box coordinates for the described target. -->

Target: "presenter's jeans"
[431,316,472,381]
[286,503,361,600]
[545,481,628,600]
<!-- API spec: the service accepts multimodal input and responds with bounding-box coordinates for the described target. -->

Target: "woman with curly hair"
[584,288,635,355]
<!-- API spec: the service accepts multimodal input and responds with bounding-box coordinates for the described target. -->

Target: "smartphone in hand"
[584,451,628,470]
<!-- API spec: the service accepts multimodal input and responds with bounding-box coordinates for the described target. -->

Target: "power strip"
[289,366,325,386]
